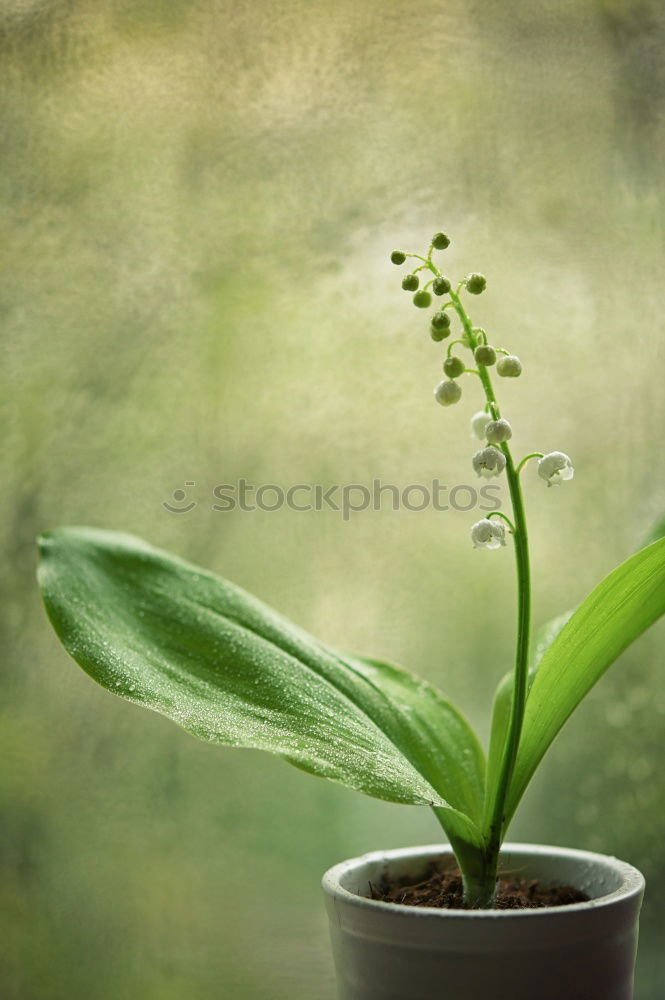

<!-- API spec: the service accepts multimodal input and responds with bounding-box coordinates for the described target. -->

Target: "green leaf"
[343,655,486,826]
[528,611,575,672]
[506,537,665,822]
[490,527,665,825]
[484,521,665,835]
[37,527,485,846]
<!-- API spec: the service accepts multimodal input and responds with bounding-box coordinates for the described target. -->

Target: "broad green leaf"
[488,511,663,793]
[37,527,484,846]
[484,521,665,835]
[528,611,575,672]
[488,527,665,826]
[506,537,665,822]
[343,655,486,826]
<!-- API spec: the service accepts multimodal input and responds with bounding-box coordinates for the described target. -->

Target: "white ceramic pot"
[322,843,644,1000]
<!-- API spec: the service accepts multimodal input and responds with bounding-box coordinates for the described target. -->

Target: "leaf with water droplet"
[37,527,485,848]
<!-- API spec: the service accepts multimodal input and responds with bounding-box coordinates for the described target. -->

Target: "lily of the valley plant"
[38,232,665,908]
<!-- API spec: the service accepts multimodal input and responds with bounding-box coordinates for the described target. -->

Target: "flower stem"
[487,510,516,533]
[516,452,544,476]
[447,287,532,907]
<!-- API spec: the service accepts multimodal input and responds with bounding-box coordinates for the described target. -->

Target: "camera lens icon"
[163,482,197,514]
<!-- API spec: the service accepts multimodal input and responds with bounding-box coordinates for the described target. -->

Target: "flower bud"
[496,355,522,377]
[434,379,462,406]
[443,356,465,378]
[466,272,486,294]
[402,274,419,292]
[413,290,432,309]
[538,452,574,487]
[485,418,512,444]
[474,344,497,367]
[430,327,448,342]
[431,310,451,330]
[471,518,506,549]
[432,276,451,296]
[391,250,406,265]
[431,232,450,250]
[472,446,506,478]
[470,410,491,440]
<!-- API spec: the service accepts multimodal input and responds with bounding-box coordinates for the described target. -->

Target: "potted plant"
[37,232,664,999]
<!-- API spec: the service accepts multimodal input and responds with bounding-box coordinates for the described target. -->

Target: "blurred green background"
[3,0,665,996]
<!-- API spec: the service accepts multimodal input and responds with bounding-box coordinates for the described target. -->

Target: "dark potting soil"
[369,861,589,910]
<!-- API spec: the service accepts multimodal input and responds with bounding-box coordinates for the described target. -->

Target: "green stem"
[447,288,532,907]
[516,452,544,475]
[446,338,467,356]
[487,510,515,533]
[449,836,496,908]
[483,445,530,882]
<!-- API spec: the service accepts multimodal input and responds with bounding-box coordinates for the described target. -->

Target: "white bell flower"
[472,446,506,478]
[538,451,574,487]
[486,418,512,444]
[471,518,506,549]
[471,411,491,440]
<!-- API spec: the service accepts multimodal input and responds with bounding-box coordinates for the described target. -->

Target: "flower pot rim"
[322,841,645,919]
